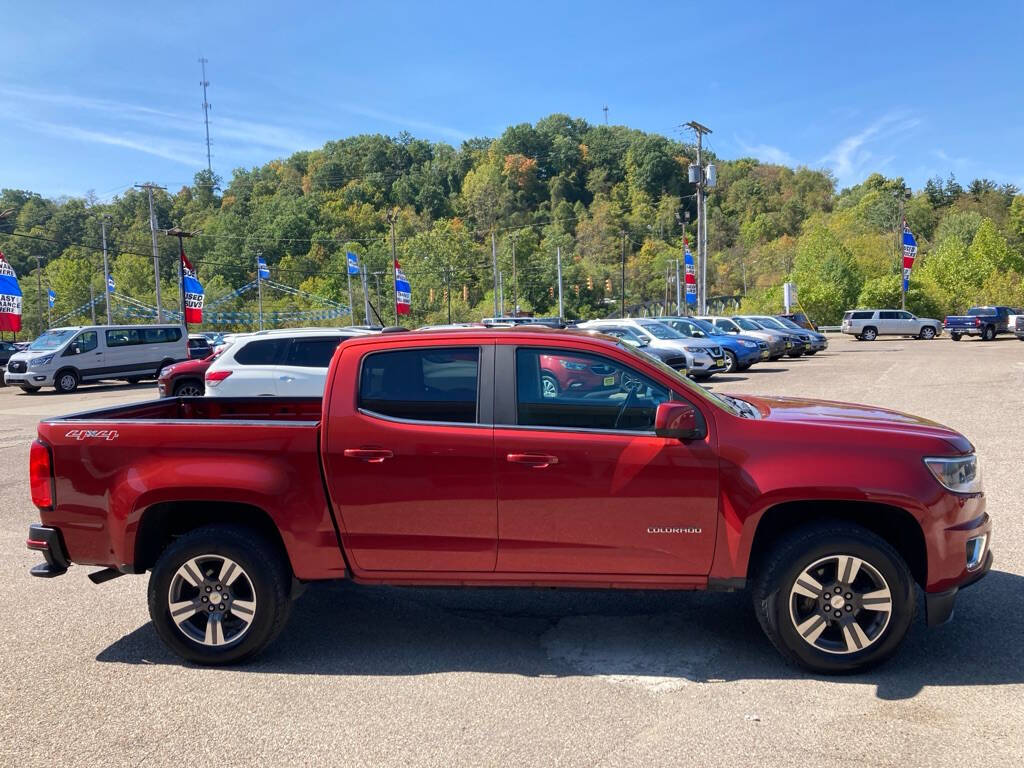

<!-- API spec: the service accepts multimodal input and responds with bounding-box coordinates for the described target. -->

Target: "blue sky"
[2,1,1022,199]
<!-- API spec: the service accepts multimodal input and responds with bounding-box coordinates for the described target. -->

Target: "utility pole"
[498,271,504,316]
[675,259,682,313]
[136,184,166,321]
[445,267,452,324]
[685,121,712,314]
[556,246,564,320]
[620,230,627,318]
[895,186,911,310]
[386,208,399,325]
[602,105,609,125]
[359,263,371,325]
[100,215,112,324]
[345,257,354,327]
[89,281,96,324]
[256,251,264,330]
[510,234,518,316]
[491,230,499,317]
[33,256,44,332]
[199,57,213,174]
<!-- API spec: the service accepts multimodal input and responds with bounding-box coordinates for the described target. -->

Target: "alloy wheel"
[176,383,203,397]
[788,554,892,655]
[167,554,258,647]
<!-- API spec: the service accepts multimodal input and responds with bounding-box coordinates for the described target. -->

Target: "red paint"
[30,329,990,602]
[157,357,212,396]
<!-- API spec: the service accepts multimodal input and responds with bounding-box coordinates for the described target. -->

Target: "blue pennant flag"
[346,251,360,275]
[258,256,270,279]
[106,274,115,294]
[47,289,56,308]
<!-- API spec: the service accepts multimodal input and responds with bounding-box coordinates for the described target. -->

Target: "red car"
[26,329,991,673]
[539,352,619,397]
[157,343,231,397]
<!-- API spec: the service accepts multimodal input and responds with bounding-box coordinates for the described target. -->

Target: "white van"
[4,325,188,393]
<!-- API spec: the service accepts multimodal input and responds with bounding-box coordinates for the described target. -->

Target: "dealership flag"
[257,256,270,279]
[0,251,23,332]
[683,238,697,304]
[107,274,115,294]
[47,289,56,308]
[180,244,204,323]
[346,251,360,275]
[394,259,411,316]
[902,219,918,292]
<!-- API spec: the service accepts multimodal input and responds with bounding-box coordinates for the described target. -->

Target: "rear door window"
[234,339,288,365]
[284,337,343,368]
[879,311,899,320]
[851,311,873,320]
[359,347,479,423]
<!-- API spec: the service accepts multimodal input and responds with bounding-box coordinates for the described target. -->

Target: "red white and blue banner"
[683,238,697,304]
[181,244,204,324]
[0,251,23,332]
[394,259,411,316]
[902,219,918,292]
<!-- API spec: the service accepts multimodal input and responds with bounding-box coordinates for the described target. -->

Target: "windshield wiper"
[720,395,760,419]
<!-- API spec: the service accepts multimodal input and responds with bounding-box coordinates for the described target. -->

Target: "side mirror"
[654,402,703,440]
[621,338,641,348]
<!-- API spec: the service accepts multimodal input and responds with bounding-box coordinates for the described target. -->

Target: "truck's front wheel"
[148,524,292,665]
[752,522,914,674]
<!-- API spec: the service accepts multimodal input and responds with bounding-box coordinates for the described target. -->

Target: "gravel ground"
[1,333,1022,767]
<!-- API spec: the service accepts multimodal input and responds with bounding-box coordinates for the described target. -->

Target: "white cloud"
[31,121,203,166]
[336,101,472,142]
[734,136,795,166]
[820,113,921,186]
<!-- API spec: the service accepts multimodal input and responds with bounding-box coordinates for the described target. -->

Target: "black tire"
[786,350,804,358]
[126,377,144,385]
[951,332,962,342]
[752,522,915,675]
[919,326,937,340]
[173,378,205,397]
[54,369,79,394]
[19,385,40,394]
[723,350,738,373]
[148,524,293,665]
[981,325,996,341]
[861,327,878,341]
[806,350,818,356]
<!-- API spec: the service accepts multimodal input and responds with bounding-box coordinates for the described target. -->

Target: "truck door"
[493,343,719,575]
[322,343,497,572]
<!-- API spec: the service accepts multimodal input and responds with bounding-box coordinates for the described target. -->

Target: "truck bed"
[49,396,324,424]
[35,396,345,579]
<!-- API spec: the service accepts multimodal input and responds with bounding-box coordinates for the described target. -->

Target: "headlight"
[924,455,982,494]
[737,340,756,348]
[559,360,588,371]
[683,346,705,354]
[31,354,54,367]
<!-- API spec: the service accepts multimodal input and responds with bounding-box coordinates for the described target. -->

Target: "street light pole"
[100,215,112,324]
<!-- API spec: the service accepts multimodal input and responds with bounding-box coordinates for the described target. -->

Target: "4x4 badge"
[65,429,119,441]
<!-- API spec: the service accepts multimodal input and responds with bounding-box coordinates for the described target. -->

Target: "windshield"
[637,321,684,340]
[753,316,786,330]
[29,329,77,351]
[734,317,763,331]
[615,341,741,417]
[776,317,802,329]
[689,317,724,336]
[666,319,706,337]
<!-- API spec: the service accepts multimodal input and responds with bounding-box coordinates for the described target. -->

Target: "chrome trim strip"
[356,408,488,430]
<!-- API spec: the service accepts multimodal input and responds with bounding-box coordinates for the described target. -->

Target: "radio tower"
[199,57,212,173]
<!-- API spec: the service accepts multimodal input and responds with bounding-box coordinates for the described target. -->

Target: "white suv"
[204,328,377,397]
[841,310,942,341]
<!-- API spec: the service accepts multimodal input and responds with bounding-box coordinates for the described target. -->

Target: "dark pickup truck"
[944,306,1020,341]
[26,328,992,674]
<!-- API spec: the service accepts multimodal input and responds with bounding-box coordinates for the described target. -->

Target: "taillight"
[29,440,54,509]
[975,317,981,326]
[205,370,232,387]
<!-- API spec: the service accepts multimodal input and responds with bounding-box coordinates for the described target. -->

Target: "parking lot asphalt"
[1,333,1022,767]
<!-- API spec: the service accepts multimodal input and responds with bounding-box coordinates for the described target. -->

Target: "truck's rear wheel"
[951,332,962,341]
[752,522,914,674]
[148,524,292,665]
[982,325,996,341]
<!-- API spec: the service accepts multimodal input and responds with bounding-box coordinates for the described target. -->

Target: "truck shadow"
[97,569,1023,700]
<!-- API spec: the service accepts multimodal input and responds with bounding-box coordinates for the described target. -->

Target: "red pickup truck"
[26,328,992,673]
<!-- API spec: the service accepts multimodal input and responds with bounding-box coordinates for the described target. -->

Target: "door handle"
[343,448,394,463]
[279,375,295,382]
[506,453,559,468]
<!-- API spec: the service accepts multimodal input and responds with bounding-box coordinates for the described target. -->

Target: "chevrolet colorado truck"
[26,328,992,674]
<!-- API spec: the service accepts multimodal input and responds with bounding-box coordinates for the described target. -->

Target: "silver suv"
[841,310,942,341]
